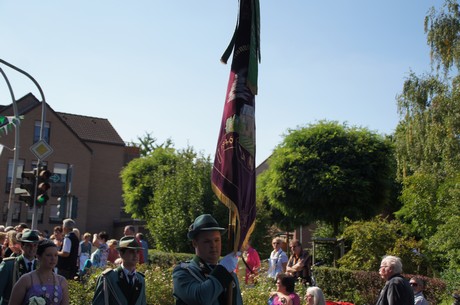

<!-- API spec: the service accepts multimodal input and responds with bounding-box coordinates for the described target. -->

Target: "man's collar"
[193,255,214,274]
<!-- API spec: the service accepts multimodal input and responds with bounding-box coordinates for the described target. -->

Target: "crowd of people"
[0,220,149,305]
[1,216,432,305]
[262,235,429,305]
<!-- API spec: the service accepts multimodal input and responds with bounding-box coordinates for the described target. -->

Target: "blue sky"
[0,1,446,165]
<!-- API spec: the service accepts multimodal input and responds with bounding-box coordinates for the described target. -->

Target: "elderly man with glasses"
[410,277,429,305]
[268,237,288,279]
[376,255,414,305]
[286,239,312,285]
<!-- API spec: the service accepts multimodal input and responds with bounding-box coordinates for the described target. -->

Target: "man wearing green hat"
[0,229,40,305]
[92,236,146,305]
[173,214,242,305]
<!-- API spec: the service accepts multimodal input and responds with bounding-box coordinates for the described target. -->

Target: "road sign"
[30,139,54,160]
[49,173,61,183]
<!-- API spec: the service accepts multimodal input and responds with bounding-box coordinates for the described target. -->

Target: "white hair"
[306,287,326,305]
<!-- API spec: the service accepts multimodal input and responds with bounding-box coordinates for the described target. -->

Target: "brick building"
[0,93,139,236]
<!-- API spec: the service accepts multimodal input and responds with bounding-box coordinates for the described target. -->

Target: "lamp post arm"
[0,66,20,227]
[1,58,48,229]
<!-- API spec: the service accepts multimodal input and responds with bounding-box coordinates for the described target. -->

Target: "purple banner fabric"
[212,0,260,251]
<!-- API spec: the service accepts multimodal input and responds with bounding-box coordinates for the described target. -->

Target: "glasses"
[410,283,418,287]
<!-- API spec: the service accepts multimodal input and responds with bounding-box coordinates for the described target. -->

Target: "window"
[2,201,20,222]
[5,159,24,193]
[33,121,50,143]
[51,163,68,197]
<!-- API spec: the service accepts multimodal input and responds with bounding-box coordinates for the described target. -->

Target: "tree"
[128,132,173,157]
[259,121,396,234]
[338,217,424,275]
[393,0,460,281]
[121,145,227,252]
[121,146,178,219]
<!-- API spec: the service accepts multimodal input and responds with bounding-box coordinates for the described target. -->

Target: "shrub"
[67,253,448,305]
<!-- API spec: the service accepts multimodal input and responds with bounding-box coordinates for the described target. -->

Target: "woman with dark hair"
[8,239,69,305]
[269,274,301,305]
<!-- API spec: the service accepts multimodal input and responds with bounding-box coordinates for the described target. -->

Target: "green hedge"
[67,254,448,305]
[314,266,448,305]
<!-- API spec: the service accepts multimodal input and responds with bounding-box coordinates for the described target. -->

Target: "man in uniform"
[172,214,242,305]
[92,236,146,305]
[0,230,40,305]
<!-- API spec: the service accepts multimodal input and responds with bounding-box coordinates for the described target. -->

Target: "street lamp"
[0,58,48,230]
[0,66,21,227]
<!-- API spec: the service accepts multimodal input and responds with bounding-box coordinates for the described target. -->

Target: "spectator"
[242,239,260,285]
[410,276,429,305]
[73,228,81,240]
[269,273,301,305]
[286,239,312,285]
[305,287,326,305]
[8,239,69,305]
[123,225,144,264]
[107,239,119,264]
[79,232,92,271]
[136,233,149,264]
[91,231,109,268]
[14,223,28,233]
[51,225,64,249]
[0,230,40,305]
[57,218,79,279]
[376,255,414,305]
[0,232,7,262]
[268,237,288,279]
[3,230,21,258]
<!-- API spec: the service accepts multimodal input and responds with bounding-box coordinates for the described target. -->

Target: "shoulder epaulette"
[179,261,191,269]
[2,257,16,262]
[137,272,145,277]
[102,268,113,276]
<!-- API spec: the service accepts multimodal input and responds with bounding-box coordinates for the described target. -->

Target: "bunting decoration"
[0,115,23,137]
[211,0,260,252]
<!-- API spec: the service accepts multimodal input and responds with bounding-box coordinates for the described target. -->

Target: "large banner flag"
[211,0,260,252]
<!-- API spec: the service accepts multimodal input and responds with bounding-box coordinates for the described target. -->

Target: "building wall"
[85,141,125,238]
[1,104,126,238]
[1,105,92,233]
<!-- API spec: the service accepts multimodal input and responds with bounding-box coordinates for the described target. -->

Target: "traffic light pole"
[0,59,48,230]
[66,165,74,218]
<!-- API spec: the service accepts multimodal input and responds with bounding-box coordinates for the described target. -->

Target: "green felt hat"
[187,214,226,240]
[18,230,40,243]
[116,236,144,250]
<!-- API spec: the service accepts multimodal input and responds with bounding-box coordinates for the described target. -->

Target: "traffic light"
[36,168,51,206]
[56,195,78,219]
[17,170,37,206]
[56,195,67,219]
